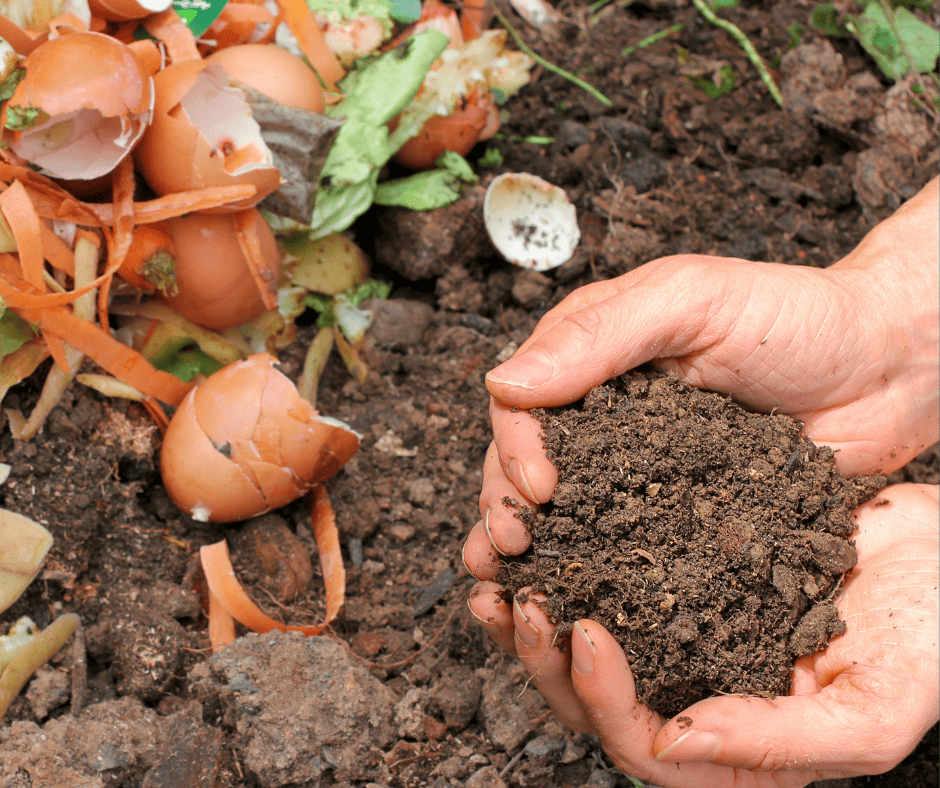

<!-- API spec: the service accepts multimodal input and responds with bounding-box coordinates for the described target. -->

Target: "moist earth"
[500,368,886,717]
[0,1,938,787]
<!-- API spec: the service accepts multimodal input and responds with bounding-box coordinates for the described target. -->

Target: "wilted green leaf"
[4,105,41,131]
[373,151,479,210]
[0,69,23,102]
[309,30,449,239]
[688,63,736,98]
[0,310,37,362]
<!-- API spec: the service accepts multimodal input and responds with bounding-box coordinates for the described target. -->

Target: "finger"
[570,620,750,787]
[467,581,516,655]
[462,519,502,581]
[490,400,557,505]
[513,594,594,733]
[485,256,731,409]
[652,671,930,776]
[479,440,538,554]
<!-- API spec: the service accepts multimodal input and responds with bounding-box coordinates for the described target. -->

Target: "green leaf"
[786,21,805,50]
[306,0,394,31]
[373,150,478,210]
[478,146,504,167]
[4,106,41,132]
[687,63,736,98]
[310,30,450,238]
[0,310,37,362]
[304,279,392,339]
[810,2,847,37]
[390,0,421,22]
[158,348,225,383]
[0,69,24,103]
[709,0,740,8]
[851,3,939,79]
[348,279,392,306]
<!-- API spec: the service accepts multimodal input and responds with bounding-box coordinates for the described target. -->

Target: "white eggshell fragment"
[483,172,579,272]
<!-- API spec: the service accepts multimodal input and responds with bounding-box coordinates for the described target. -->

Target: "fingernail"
[460,538,478,577]
[467,597,493,627]
[486,355,553,390]
[482,509,507,556]
[571,622,596,675]
[656,730,720,763]
[507,459,537,502]
[513,598,541,647]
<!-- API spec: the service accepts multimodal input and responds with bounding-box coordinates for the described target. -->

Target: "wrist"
[832,177,940,462]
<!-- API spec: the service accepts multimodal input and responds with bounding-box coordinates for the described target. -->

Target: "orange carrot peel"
[275,0,344,91]
[200,484,346,652]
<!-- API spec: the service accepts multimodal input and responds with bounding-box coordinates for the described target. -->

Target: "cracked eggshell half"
[1,31,153,181]
[134,60,281,211]
[160,354,361,523]
[483,172,579,272]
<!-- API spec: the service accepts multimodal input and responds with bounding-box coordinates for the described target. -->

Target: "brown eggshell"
[191,352,268,443]
[160,209,280,330]
[393,87,493,171]
[160,354,361,522]
[206,44,325,114]
[160,389,268,523]
[133,60,281,210]
[4,31,152,118]
[88,0,173,21]
[1,32,153,180]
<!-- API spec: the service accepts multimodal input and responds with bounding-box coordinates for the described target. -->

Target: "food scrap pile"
[0,0,533,664]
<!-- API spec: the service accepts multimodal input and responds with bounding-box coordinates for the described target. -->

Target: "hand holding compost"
[467,176,940,781]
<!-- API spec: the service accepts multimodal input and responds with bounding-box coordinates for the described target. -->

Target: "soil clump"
[502,368,886,717]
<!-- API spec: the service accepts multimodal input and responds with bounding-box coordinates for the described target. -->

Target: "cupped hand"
[464,176,938,581]
[468,483,939,787]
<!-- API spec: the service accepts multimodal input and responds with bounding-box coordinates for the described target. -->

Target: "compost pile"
[502,368,887,717]
[0,0,937,785]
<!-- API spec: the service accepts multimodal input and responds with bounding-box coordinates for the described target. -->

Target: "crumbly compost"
[500,368,886,717]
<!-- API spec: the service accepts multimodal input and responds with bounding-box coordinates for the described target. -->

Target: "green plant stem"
[493,7,613,107]
[622,22,684,57]
[690,0,783,106]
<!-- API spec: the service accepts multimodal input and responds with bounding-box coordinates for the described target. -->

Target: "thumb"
[652,669,935,774]
[484,256,737,409]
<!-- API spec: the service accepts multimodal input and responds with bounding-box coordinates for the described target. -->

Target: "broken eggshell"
[133,60,281,211]
[160,354,361,523]
[483,172,579,271]
[0,31,153,182]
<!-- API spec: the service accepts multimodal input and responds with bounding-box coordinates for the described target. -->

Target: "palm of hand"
[469,484,939,788]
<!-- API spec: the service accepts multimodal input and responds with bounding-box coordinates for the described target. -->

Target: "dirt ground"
[0,1,938,787]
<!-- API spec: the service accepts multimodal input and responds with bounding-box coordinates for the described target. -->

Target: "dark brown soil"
[500,368,886,717]
[0,1,937,787]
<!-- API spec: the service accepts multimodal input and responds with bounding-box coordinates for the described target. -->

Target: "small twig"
[493,6,613,107]
[690,0,783,106]
[69,622,87,716]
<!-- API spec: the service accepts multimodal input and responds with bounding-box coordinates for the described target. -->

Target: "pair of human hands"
[463,177,939,786]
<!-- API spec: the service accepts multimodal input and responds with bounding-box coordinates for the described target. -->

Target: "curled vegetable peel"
[161,353,360,522]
